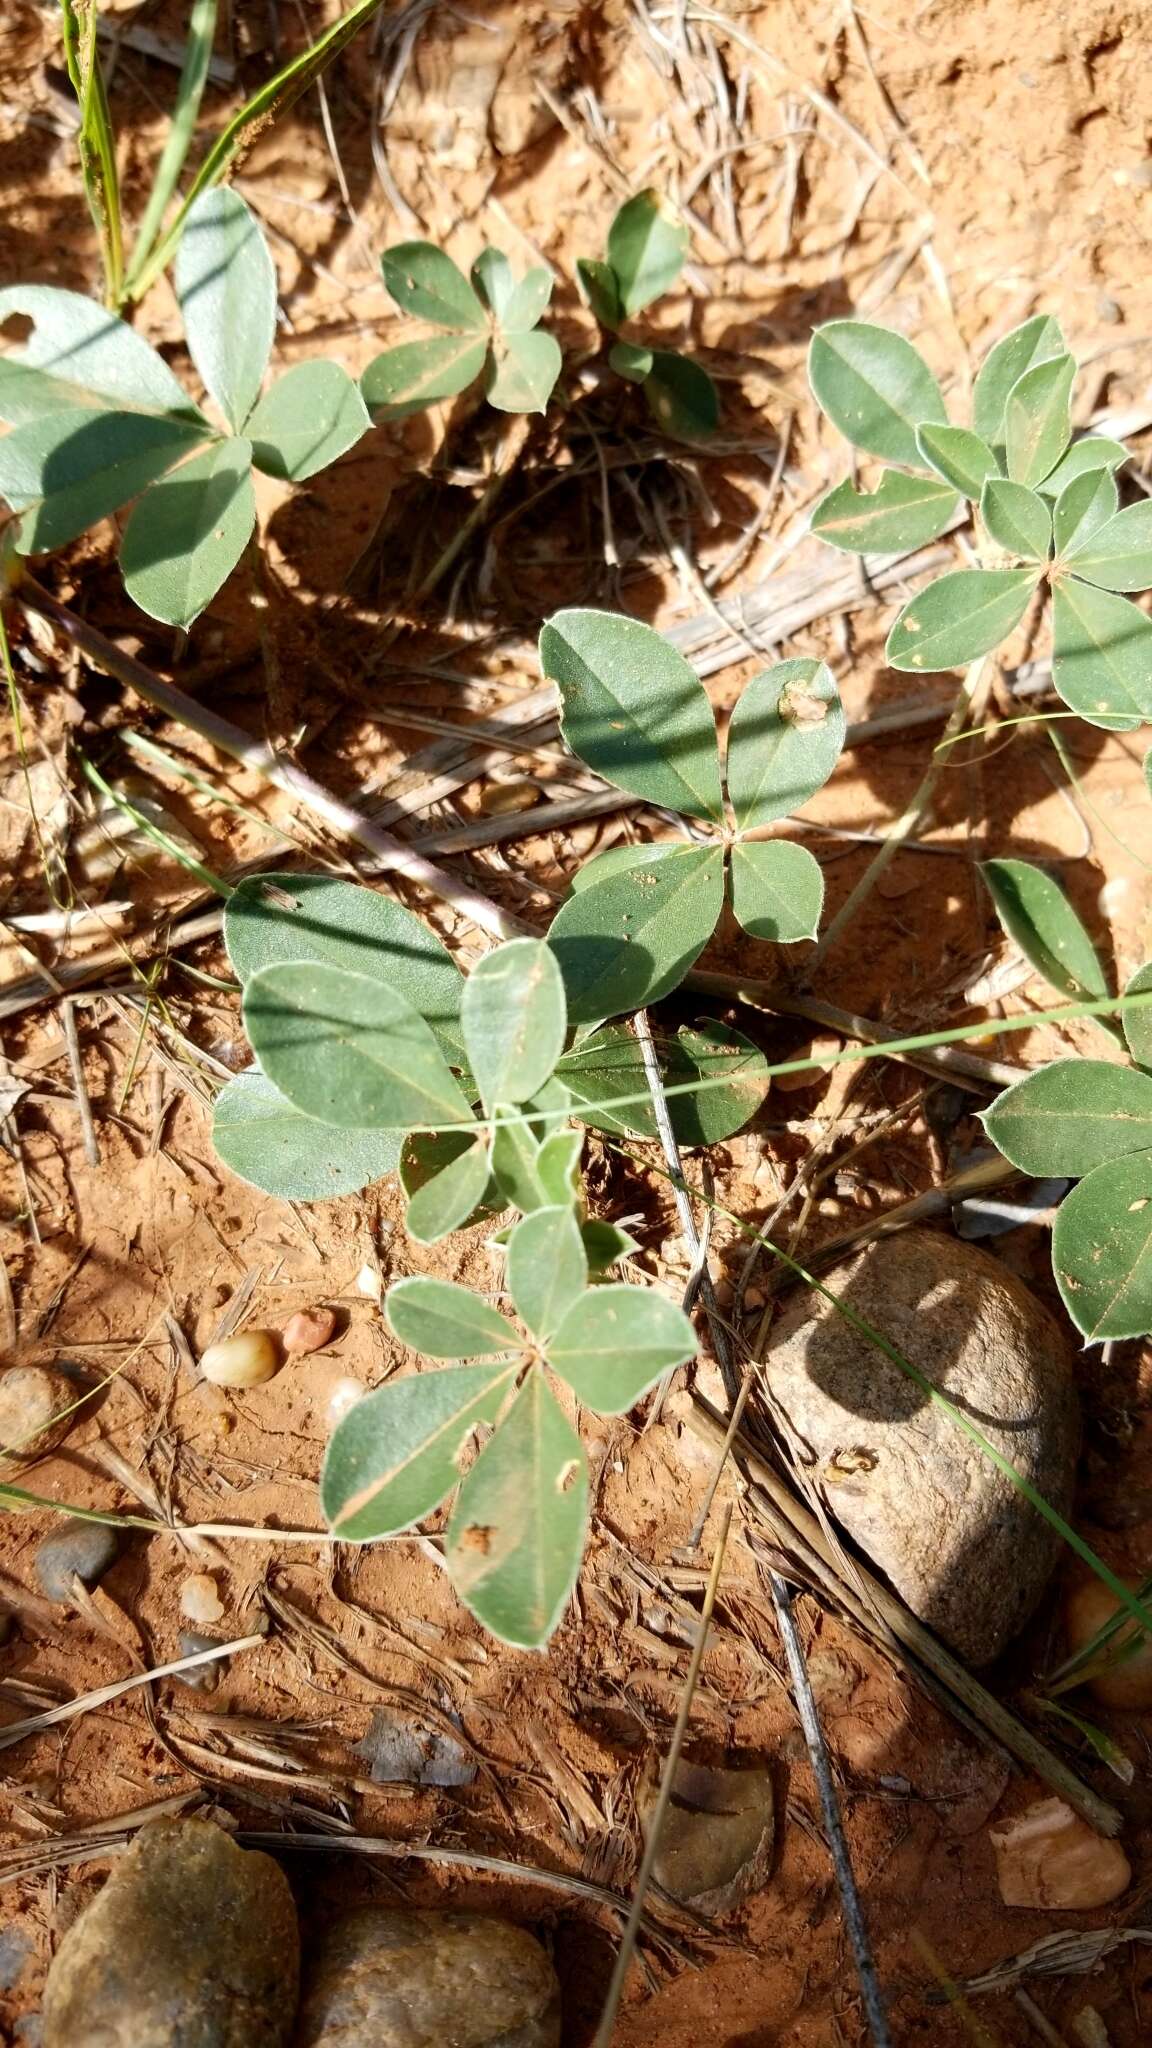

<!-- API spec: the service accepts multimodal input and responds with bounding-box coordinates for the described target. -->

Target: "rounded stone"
[35,1519,120,1605]
[0,1365,76,1465]
[765,1230,1079,1665]
[295,1910,561,2048]
[41,1817,299,2048]
[199,1332,280,1389]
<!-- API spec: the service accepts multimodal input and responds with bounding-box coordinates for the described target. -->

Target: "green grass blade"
[125,0,219,290]
[59,0,124,307]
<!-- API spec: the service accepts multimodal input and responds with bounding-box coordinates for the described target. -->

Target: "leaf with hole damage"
[972,314,1066,448]
[607,189,689,317]
[404,1134,492,1245]
[643,351,720,438]
[1063,499,1152,593]
[725,657,844,829]
[462,939,566,1111]
[886,567,1037,672]
[557,1018,769,1145]
[120,438,256,627]
[808,320,946,466]
[507,1206,588,1341]
[244,962,472,1129]
[547,1285,696,1413]
[1053,467,1118,557]
[360,335,488,417]
[981,858,1111,1011]
[980,478,1051,561]
[387,1275,521,1359]
[540,608,722,820]
[548,845,725,1024]
[213,1069,401,1201]
[915,422,998,500]
[1051,577,1152,731]
[811,470,958,554]
[1053,1153,1152,1341]
[1041,436,1128,497]
[1004,353,1075,486]
[0,283,203,420]
[247,361,369,480]
[380,242,486,330]
[176,188,276,430]
[321,1362,516,1541]
[0,409,207,553]
[485,329,562,413]
[729,839,824,943]
[982,1060,1152,1176]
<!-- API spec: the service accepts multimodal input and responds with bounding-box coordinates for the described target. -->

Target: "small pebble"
[180,1573,225,1625]
[35,1519,120,1605]
[327,1376,366,1426]
[296,1910,559,2048]
[0,1365,76,1465]
[990,1798,1131,1910]
[283,1306,337,1356]
[199,1331,280,1389]
[175,1631,223,1693]
[1064,1578,1152,1708]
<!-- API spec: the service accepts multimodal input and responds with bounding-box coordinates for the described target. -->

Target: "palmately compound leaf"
[1063,499,1152,593]
[321,1362,516,1541]
[380,242,487,331]
[1052,1153,1152,1342]
[244,962,473,1130]
[175,188,277,431]
[1123,962,1152,1070]
[575,258,621,329]
[915,422,999,501]
[446,1368,588,1648]
[540,608,723,821]
[246,361,370,481]
[1051,576,1152,731]
[213,1068,401,1201]
[360,335,488,417]
[224,873,464,1058]
[557,1018,769,1145]
[485,330,562,414]
[982,1059,1152,1176]
[980,857,1110,1010]
[547,845,726,1024]
[728,839,824,943]
[725,657,844,829]
[1040,436,1128,497]
[500,267,553,334]
[608,341,653,384]
[972,314,1066,449]
[547,1284,696,1413]
[119,438,256,628]
[808,320,946,467]
[506,1206,588,1341]
[886,567,1037,672]
[387,1275,521,1359]
[642,351,720,439]
[811,471,958,554]
[1003,353,1075,487]
[0,410,207,554]
[980,478,1052,562]
[1053,467,1119,557]
[607,190,689,317]
[404,1133,492,1246]
[461,939,567,1111]
[0,283,203,421]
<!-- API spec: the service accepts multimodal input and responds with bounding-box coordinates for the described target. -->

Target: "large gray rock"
[42,1818,299,2047]
[765,1229,1079,1664]
[295,1910,560,2048]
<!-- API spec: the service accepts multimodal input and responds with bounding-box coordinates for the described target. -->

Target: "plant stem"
[59,0,125,308]
[806,651,993,973]
[123,0,219,294]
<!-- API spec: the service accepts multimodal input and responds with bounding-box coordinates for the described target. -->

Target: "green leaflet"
[576,258,622,329]
[461,939,566,1110]
[810,471,958,554]
[547,845,725,1023]
[490,1118,550,1214]
[243,962,473,1130]
[725,657,844,829]
[609,341,653,384]
[642,351,720,439]
[557,1018,769,1146]
[982,1059,1152,1176]
[470,249,515,321]
[119,437,255,627]
[0,409,208,553]
[1063,500,1152,593]
[247,362,370,481]
[728,839,825,942]
[380,242,486,330]
[1003,353,1075,487]
[1124,963,1152,1070]
[980,478,1051,562]
[607,189,689,317]
[175,188,276,431]
[886,567,1037,672]
[0,284,202,420]
[547,1285,696,1412]
[1051,577,1152,732]
[506,1206,588,1340]
[360,335,488,416]
[321,1363,516,1541]
[400,1129,501,1232]
[540,609,723,821]
[446,1369,588,1649]
[980,858,1111,1011]
[212,1069,400,1201]
[386,1275,520,1359]
[808,320,946,467]
[404,1134,492,1246]
[485,329,562,414]
[224,872,464,1059]
[501,266,554,334]
[1053,1154,1152,1342]
[1052,468,1118,557]
[915,422,998,501]
[972,315,1066,449]
[1040,436,1128,497]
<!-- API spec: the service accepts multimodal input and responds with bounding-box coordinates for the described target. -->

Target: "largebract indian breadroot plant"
[361,241,563,419]
[808,314,1152,729]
